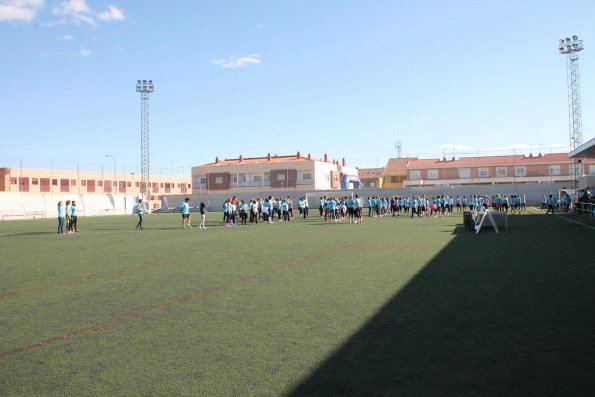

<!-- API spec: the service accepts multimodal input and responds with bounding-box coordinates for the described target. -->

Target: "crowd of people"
[220,196,311,226]
[211,193,529,227]
[362,194,527,218]
[57,191,566,234]
[544,187,595,215]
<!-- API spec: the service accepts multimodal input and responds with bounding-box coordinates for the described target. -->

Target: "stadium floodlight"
[136,79,155,201]
[558,34,584,189]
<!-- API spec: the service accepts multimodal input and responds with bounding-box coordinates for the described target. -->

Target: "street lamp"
[105,154,117,216]
[105,154,117,194]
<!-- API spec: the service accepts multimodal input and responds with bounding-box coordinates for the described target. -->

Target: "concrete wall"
[0,192,140,220]
[2,182,570,220]
[164,182,569,211]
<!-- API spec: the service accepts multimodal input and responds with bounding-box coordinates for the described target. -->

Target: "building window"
[496,167,507,177]
[459,168,470,179]
[127,182,131,187]
[32,178,39,185]
[409,170,421,180]
[515,167,526,177]
[277,173,286,181]
[549,165,561,176]
[589,165,595,175]
[264,172,271,182]
[215,177,223,184]
[427,170,439,180]
[135,182,140,187]
[253,175,262,182]
[60,179,70,193]
[41,178,51,192]
[10,177,17,185]
[478,168,489,178]
[233,174,246,184]
[81,180,87,186]
[98,181,103,187]
[370,181,376,188]
[302,173,312,180]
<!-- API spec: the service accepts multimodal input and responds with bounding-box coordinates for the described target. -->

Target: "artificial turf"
[0,209,594,396]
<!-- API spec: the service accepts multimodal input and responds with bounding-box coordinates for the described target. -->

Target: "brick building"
[357,167,385,188]
[191,152,358,194]
[0,167,191,209]
[403,153,595,187]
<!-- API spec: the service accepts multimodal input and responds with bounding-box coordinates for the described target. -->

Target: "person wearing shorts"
[181,198,192,228]
[70,200,80,232]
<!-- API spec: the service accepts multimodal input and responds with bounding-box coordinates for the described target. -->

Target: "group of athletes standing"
[363,194,527,218]
[221,196,311,226]
[56,200,80,235]
[116,191,531,233]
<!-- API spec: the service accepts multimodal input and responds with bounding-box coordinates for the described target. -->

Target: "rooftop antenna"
[394,140,402,158]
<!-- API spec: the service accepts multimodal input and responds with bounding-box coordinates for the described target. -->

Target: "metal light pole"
[136,80,154,202]
[105,154,117,216]
[105,154,117,194]
[558,35,584,189]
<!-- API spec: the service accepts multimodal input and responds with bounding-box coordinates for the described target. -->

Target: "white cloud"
[52,0,95,25]
[79,46,90,56]
[211,54,262,69]
[441,144,471,152]
[97,5,124,21]
[0,0,44,22]
[57,0,89,14]
[61,33,73,40]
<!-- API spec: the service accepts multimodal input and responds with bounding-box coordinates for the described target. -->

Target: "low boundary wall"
[0,183,571,220]
[172,183,569,210]
[0,193,138,220]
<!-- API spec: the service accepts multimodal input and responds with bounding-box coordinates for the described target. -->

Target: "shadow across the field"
[0,231,58,237]
[288,214,595,397]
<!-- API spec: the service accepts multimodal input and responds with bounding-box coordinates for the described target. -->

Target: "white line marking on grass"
[555,215,595,230]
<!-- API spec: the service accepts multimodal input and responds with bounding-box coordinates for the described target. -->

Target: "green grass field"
[1,209,594,396]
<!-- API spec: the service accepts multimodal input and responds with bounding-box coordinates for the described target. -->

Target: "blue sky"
[1,0,594,174]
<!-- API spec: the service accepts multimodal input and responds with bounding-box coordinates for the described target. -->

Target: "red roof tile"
[384,158,415,175]
[408,153,570,169]
[205,154,312,166]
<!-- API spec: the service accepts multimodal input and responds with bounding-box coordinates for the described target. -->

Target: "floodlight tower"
[558,35,584,187]
[136,80,154,200]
